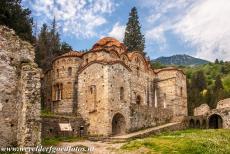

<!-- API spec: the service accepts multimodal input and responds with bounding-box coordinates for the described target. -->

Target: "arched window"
[136,67,140,77]
[180,87,183,96]
[56,69,59,78]
[68,67,72,76]
[120,87,124,100]
[55,83,63,100]
[136,95,141,105]
[163,93,166,108]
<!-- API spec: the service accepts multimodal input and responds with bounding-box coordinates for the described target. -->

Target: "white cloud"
[22,0,116,38]
[146,25,166,44]
[108,22,125,41]
[174,0,230,61]
[141,0,230,61]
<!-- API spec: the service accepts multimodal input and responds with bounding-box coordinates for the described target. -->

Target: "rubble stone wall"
[0,26,41,147]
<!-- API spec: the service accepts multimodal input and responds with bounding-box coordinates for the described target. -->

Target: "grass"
[121,129,230,154]
[42,136,85,146]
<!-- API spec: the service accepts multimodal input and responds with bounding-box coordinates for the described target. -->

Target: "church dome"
[91,37,127,54]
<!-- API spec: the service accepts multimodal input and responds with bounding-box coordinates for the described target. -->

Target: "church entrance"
[112,113,126,135]
[208,114,223,129]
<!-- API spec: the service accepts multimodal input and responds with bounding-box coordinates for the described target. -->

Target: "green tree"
[215,59,219,64]
[35,19,72,70]
[0,0,34,42]
[214,75,224,91]
[61,42,72,53]
[35,24,49,69]
[123,7,145,53]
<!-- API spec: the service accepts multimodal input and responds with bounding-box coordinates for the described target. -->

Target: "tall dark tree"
[214,75,224,91]
[35,19,72,70]
[35,24,49,69]
[0,0,34,42]
[191,70,206,91]
[123,7,145,53]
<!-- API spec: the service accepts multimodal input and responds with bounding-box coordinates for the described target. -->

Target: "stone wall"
[42,115,87,138]
[194,104,210,116]
[129,104,173,132]
[156,69,187,121]
[0,26,41,147]
[216,98,230,109]
[78,62,110,136]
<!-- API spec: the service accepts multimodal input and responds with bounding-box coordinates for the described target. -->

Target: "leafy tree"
[0,0,34,42]
[123,7,145,53]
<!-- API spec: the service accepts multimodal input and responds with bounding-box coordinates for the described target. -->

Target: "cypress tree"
[123,7,145,53]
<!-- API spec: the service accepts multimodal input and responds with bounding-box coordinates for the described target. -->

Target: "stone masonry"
[0,26,41,147]
[43,37,187,137]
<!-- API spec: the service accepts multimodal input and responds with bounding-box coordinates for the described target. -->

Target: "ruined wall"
[216,98,230,109]
[194,104,210,116]
[42,115,87,138]
[0,26,41,147]
[129,104,173,132]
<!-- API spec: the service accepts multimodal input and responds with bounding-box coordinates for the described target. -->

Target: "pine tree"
[0,0,34,42]
[123,7,145,53]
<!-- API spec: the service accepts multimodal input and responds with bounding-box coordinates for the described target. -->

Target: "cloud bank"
[142,0,230,61]
[23,0,116,38]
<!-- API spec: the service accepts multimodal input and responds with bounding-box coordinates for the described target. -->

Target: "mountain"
[153,54,210,66]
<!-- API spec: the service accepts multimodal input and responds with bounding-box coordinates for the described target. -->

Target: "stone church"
[43,37,187,136]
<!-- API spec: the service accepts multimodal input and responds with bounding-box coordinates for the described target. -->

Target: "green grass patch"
[121,129,230,154]
[42,136,85,146]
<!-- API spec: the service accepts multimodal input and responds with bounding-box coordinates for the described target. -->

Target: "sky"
[21,0,230,62]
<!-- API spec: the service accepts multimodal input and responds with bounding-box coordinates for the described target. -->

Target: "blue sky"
[22,0,230,61]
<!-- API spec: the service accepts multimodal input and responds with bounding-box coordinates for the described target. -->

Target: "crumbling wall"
[0,26,41,147]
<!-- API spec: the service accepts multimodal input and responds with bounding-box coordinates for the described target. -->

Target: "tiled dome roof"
[91,37,127,54]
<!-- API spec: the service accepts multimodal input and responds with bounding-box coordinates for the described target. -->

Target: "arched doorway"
[112,113,126,135]
[189,119,195,128]
[208,114,223,129]
[196,120,201,128]
[202,120,206,129]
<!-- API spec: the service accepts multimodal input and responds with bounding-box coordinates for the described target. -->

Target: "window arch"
[136,95,141,105]
[68,67,72,76]
[55,83,63,100]
[56,69,59,78]
[120,87,124,100]
[136,67,140,77]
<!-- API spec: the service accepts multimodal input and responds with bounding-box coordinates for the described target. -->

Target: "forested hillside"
[183,60,230,115]
[152,59,230,115]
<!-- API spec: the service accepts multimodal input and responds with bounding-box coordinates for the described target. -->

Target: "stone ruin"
[0,26,41,147]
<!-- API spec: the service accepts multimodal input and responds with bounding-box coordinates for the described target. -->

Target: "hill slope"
[153,54,209,66]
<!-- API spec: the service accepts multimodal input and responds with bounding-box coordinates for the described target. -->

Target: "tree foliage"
[0,0,34,42]
[35,19,72,70]
[123,7,145,53]
[184,61,230,115]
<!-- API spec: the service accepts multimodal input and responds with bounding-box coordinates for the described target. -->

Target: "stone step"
[110,122,184,141]
[88,122,185,143]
